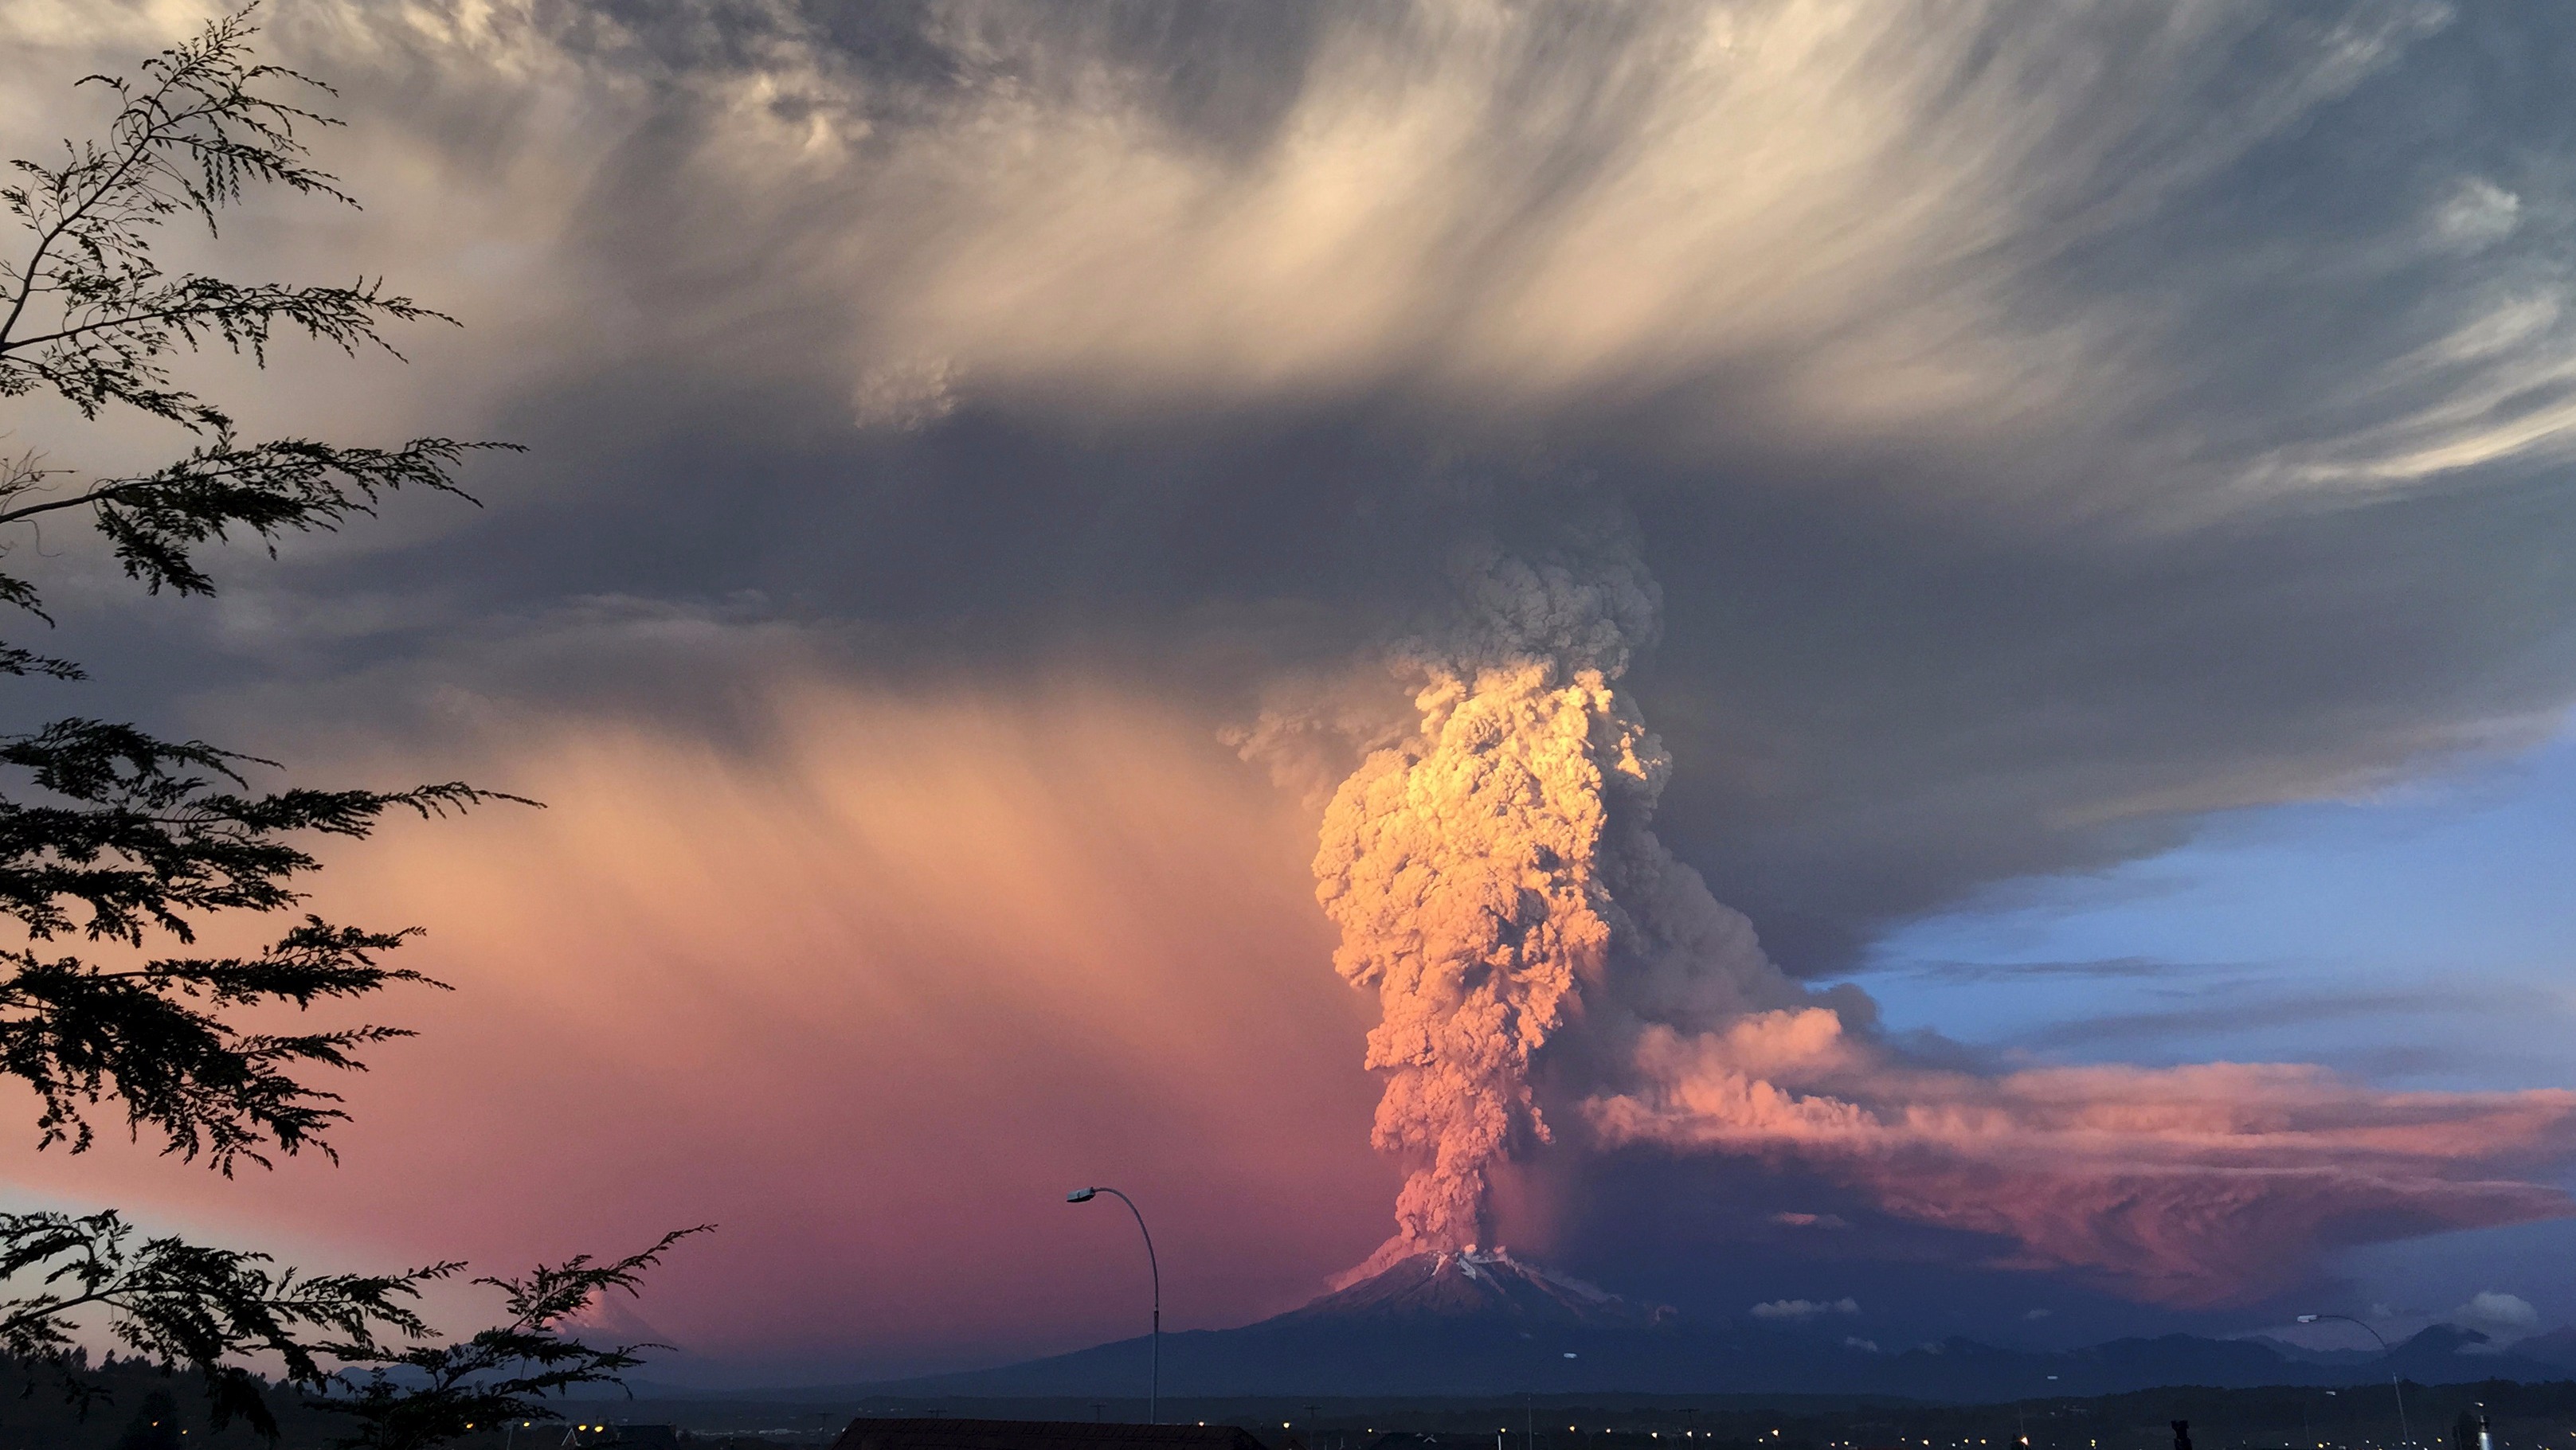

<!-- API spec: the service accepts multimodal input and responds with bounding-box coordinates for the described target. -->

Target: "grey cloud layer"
[10,0,2576,971]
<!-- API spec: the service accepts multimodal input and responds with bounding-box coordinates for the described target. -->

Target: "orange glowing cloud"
[1585,1008,2576,1304]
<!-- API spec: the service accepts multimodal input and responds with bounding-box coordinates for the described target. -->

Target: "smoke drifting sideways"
[1267,524,2576,1304]
[1592,1010,2576,1306]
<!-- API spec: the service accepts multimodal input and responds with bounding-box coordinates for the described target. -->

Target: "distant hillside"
[855,1251,2576,1401]
[2511,1326,2576,1374]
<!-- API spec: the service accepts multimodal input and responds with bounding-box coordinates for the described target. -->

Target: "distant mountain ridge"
[854,1251,2576,1401]
[2510,1325,2576,1373]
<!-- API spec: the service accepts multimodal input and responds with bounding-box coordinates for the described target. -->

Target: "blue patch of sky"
[1854,723,2576,1092]
[1854,723,2576,1331]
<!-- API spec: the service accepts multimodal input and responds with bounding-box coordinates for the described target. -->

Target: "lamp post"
[2297,1315,2409,1449]
[1068,1186,1159,1425]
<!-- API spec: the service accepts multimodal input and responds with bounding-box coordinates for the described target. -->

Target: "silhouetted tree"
[313,1235,705,1450]
[1,7,705,1443]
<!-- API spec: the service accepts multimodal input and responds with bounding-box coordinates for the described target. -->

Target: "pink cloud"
[0,682,1394,1374]
[1586,1010,2576,1304]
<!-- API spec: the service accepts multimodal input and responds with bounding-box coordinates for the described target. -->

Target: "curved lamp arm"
[2297,1314,2408,1447]
[1067,1186,1160,1425]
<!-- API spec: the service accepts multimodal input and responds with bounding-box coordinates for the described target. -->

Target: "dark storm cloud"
[8,0,2566,964]
[1638,467,2576,969]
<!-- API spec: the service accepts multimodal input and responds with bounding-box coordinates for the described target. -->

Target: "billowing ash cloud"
[1294,517,1820,1273]
[1278,526,2576,1302]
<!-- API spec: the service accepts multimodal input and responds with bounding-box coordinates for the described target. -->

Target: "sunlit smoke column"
[1313,537,1669,1269]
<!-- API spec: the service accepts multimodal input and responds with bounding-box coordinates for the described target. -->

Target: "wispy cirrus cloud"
[1751,1296,1860,1321]
[1871,956,2225,984]
[2018,986,2554,1050]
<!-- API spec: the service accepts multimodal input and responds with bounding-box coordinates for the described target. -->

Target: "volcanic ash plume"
[1308,534,1811,1275]
[1286,532,2576,1304]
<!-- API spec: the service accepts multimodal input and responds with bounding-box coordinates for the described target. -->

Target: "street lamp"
[2298,1315,2410,1449]
[1068,1186,1160,1425]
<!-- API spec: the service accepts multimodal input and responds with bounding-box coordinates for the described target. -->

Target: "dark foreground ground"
[10,1369,2576,1450]
[557,1383,2576,1450]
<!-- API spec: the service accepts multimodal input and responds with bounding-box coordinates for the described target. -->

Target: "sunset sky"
[8,0,2576,1386]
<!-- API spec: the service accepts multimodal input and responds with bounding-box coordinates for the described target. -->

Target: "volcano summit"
[872,1249,1686,1398]
[1282,1249,1672,1331]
